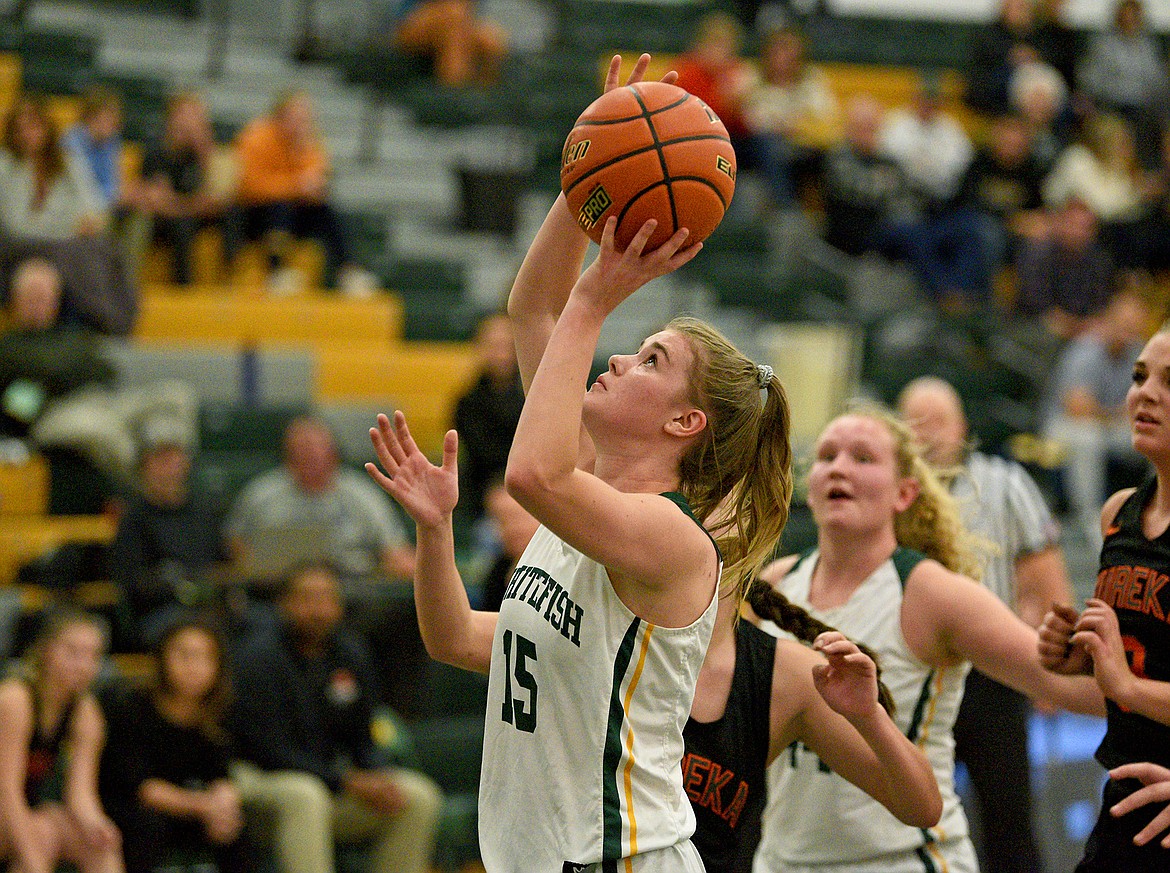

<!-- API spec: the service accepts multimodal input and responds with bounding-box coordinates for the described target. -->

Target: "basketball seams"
[572,88,692,128]
[560,80,735,249]
[630,84,680,235]
[614,177,730,232]
[561,135,733,198]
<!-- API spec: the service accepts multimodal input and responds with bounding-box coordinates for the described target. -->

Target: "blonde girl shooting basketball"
[366,51,796,873]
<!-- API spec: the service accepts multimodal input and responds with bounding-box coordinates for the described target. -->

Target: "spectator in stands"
[226,415,420,716]
[1010,59,1072,172]
[1043,112,1153,269]
[475,477,539,612]
[1015,195,1118,339]
[101,617,254,873]
[382,0,508,88]
[1033,0,1084,94]
[229,562,441,873]
[225,415,414,592]
[0,255,194,485]
[1041,286,1151,550]
[0,608,123,873]
[675,12,757,168]
[231,90,373,295]
[136,90,237,286]
[62,85,134,215]
[965,0,1043,117]
[819,95,916,257]
[0,94,136,336]
[742,23,840,208]
[1134,126,1170,274]
[109,420,230,649]
[0,257,114,442]
[1079,0,1168,169]
[960,112,1048,279]
[880,74,990,309]
[0,93,106,241]
[453,310,524,523]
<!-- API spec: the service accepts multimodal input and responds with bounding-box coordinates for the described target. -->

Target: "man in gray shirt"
[226,415,415,588]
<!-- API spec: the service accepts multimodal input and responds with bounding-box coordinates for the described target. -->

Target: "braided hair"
[747,577,895,715]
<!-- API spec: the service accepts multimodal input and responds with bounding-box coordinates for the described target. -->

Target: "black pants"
[112,803,257,873]
[954,668,1042,873]
[226,201,349,288]
[153,215,223,285]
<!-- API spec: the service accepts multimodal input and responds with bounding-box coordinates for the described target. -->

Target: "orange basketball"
[560,81,737,252]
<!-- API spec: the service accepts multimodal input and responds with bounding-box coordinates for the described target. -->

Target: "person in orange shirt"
[230,90,368,294]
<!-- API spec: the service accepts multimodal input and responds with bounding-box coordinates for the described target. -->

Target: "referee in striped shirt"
[899,376,1075,873]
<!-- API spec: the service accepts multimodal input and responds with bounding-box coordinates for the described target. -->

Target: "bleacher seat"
[314,341,479,460]
[199,401,310,454]
[133,286,404,347]
[0,514,117,585]
[0,454,48,516]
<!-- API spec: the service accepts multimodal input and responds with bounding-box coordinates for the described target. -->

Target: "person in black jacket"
[453,311,524,524]
[109,423,230,649]
[228,562,440,873]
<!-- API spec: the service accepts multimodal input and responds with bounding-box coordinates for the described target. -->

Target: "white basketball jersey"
[753,548,973,871]
[479,508,719,872]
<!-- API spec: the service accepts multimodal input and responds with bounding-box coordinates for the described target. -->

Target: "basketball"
[560,81,737,252]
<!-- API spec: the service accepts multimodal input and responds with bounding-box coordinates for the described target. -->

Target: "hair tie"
[757,363,773,388]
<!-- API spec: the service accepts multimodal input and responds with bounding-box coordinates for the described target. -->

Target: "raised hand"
[572,216,700,317]
[1109,762,1170,847]
[366,411,459,529]
[1038,603,1093,675]
[603,51,679,94]
[811,631,881,721]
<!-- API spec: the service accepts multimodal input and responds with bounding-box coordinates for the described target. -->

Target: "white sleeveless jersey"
[479,506,719,872]
[753,548,973,871]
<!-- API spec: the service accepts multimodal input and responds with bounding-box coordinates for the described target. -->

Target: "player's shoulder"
[1101,487,1139,531]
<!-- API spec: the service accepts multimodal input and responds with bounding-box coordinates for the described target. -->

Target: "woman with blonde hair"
[367,51,798,873]
[1042,112,1153,267]
[0,608,123,873]
[752,401,1105,873]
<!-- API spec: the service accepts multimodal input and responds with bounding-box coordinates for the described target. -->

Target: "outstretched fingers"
[604,54,623,92]
[624,53,652,86]
[370,413,403,471]
[392,409,423,460]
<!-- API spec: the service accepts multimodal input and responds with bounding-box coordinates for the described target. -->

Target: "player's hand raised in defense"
[366,411,458,529]
[811,631,882,721]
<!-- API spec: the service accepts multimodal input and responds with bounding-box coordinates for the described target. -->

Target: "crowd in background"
[4,0,1170,870]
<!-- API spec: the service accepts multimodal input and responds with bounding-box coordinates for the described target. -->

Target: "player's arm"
[508,54,674,473]
[368,414,496,673]
[904,561,1105,716]
[1015,545,1074,629]
[1074,598,1170,726]
[506,220,710,621]
[772,638,942,828]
